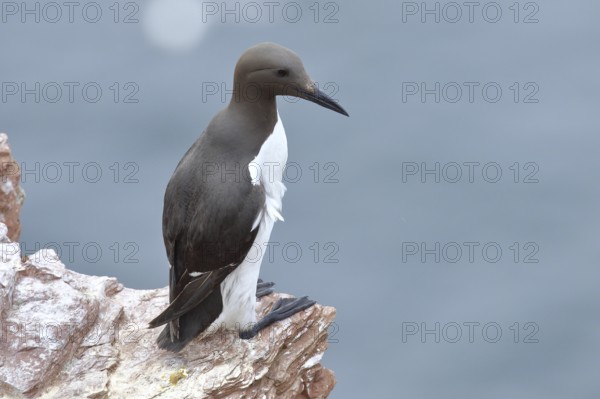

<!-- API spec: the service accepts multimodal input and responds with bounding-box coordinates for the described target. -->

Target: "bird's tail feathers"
[154,288,224,352]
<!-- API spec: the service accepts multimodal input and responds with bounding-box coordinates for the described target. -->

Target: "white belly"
[215,112,288,329]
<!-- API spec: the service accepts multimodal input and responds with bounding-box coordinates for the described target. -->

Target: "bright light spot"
[143,0,209,51]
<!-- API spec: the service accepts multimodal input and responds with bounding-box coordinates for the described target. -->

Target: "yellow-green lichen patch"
[169,368,188,385]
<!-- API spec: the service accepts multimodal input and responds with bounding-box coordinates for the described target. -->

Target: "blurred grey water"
[2,0,600,398]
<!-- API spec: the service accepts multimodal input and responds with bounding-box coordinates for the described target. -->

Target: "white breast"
[249,112,288,224]
[215,112,288,330]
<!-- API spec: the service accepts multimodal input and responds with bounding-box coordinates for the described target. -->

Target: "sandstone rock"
[0,134,25,242]
[0,225,336,399]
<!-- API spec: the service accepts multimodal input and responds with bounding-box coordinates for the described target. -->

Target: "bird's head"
[232,42,349,116]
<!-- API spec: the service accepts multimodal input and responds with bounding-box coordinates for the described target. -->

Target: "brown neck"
[228,82,278,128]
[213,83,278,157]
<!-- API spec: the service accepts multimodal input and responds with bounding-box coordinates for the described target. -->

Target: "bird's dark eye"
[276,69,289,78]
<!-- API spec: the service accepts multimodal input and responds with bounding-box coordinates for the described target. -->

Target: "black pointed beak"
[298,86,349,117]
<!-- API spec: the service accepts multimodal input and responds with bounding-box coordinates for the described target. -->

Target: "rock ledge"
[0,230,336,399]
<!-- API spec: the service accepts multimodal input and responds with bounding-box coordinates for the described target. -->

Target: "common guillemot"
[148,42,348,351]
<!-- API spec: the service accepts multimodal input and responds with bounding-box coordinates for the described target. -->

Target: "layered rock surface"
[0,230,336,398]
[0,133,25,242]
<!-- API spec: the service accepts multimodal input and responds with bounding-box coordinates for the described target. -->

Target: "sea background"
[2,1,599,397]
